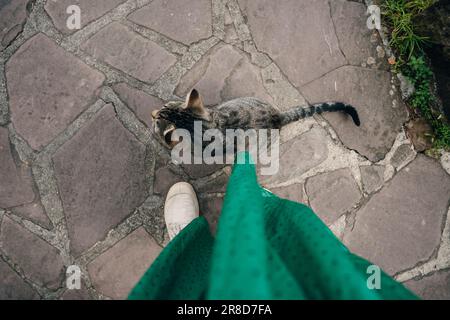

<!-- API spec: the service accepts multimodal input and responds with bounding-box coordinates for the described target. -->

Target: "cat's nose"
[151,110,160,119]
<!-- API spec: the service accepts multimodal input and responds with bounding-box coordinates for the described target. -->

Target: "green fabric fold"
[129,152,417,300]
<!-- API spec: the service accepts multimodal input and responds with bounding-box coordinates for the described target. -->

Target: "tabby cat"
[151,89,360,149]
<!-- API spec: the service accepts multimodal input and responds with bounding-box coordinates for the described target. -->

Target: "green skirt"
[128,153,417,300]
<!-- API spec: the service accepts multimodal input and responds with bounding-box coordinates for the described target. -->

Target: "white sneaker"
[164,182,199,240]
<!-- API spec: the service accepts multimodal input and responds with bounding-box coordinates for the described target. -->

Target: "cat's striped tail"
[279,102,360,127]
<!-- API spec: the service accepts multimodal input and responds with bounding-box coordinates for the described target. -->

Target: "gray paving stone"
[199,196,224,234]
[344,155,450,275]
[53,105,148,255]
[306,168,361,225]
[330,0,388,70]
[82,22,176,83]
[270,183,305,203]
[175,44,274,106]
[176,44,240,104]
[11,201,52,230]
[60,284,91,300]
[260,127,329,184]
[0,216,64,289]
[128,0,212,45]
[153,166,184,197]
[405,269,450,300]
[6,33,105,151]
[0,0,29,49]
[238,0,346,87]
[391,144,415,169]
[182,163,225,179]
[113,83,163,128]
[0,258,38,300]
[360,165,384,194]
[301,66,407,162]
[88,227,161,300]
[45,0,127,34]
[196,171,229,194]
[223,57,275,104]
[0,127,35,209]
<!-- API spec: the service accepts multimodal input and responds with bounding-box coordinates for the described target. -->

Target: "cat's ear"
[185,89,207,116]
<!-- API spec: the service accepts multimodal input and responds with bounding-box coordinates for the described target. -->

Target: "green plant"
[404,56,450,148]
[382,0,434,60]
[405,56,433,80]
[434,122,450,149]
[406,56,433,119]
[381,0,449,149]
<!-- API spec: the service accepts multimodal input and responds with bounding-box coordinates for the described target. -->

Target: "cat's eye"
[164,131,173,145]
[163,125,176,146]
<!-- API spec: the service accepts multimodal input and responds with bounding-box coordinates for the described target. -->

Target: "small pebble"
[370,33,378,43]
[367,57,376,65]
[376,46,385,58]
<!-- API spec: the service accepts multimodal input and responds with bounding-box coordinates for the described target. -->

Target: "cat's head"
[151,89,211,149]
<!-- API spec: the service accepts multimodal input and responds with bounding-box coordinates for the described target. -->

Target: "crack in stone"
[0,250,45,298]
[100,86,154,146]
[327,0,349,64]
[220,55,246,101]
[298,64,351,89]
[123,20,188,56]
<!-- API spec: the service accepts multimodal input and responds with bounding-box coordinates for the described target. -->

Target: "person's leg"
[261,195,417,299]
[207,152,417,300]
[128,183,214,300]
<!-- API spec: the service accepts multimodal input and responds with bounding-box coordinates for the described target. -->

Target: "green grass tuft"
[382,0,433,59]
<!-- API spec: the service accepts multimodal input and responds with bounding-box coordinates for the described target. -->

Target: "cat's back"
[216,97,271,111]
[213,97,279,129]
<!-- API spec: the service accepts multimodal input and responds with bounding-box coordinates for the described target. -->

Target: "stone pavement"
[0,0,449,300]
